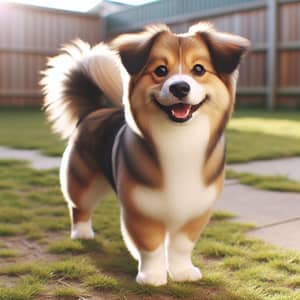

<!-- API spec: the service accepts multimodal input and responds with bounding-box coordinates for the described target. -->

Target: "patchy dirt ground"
[1,160,300,300]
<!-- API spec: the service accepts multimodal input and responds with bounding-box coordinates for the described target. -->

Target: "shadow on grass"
[46,218,265,299]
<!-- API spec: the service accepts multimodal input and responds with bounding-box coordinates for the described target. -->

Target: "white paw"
[136,271,167,286]
[71,221,95,240]
[169,266,202,282]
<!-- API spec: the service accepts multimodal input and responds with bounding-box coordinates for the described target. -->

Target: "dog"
[41,23,249,286]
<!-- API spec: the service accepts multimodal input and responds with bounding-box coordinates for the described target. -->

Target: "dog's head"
[112,23,249,134]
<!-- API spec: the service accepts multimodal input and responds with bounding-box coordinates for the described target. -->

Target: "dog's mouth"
[151,95,208,123]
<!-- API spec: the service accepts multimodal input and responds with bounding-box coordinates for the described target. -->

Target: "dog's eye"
[192,64,206,76]
[154,65,168,77]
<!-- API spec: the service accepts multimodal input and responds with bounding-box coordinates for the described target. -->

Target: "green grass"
[0,262,52,279]
[53,286,86,299]
[0,224,21,236]
[0,160,300,299]
[48,239,87,254]
[0,108,65,156]
[227,109,300,163]
[0,108,300,162]
[227,169,300,193]
[0,249,19,258]
[0,276,42,300]
[0,108,300,299]
[84,273,120,291]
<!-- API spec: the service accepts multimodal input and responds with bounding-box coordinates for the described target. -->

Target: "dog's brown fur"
[41,23,249,286]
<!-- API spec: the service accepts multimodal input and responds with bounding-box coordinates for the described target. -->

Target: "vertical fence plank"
[0,4,101,107]
[266,0,278,110]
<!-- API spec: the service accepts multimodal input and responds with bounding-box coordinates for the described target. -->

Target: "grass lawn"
[227,109,300,163]
[0,108,300,299]
[0,108,300,162]
[0,108,65,156]
[226,170,300,193]
[1,160,300,299]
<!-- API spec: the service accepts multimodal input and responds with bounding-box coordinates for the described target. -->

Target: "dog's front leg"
[167,210,211,282]
[121,210,167,286]
[137,244,167,286]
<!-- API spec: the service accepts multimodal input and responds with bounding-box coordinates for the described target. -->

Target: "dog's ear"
[190,23,250,74]
[111,24,170,75]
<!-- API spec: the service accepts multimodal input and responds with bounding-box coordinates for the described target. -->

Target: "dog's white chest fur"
[133,113,216,231]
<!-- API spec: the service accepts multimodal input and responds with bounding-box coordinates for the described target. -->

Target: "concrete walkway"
[0,146,60,169]
[0,145,299,251]
[216,183,300,251]
[222,158,300,251]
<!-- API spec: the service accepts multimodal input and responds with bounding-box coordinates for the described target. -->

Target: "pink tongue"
[171,104,192,119]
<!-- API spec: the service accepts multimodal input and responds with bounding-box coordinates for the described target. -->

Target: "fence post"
[266,0,278,110]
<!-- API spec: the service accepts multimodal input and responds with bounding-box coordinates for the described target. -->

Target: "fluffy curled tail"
[41,40,123,139]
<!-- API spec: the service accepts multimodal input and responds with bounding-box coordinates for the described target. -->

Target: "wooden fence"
[0,3,102,106]
[1,1,300,108]
[106,0,300,109]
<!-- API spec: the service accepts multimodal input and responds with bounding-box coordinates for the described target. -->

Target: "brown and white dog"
[41,23,249,286]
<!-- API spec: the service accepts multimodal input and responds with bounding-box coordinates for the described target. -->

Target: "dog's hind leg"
[60,143,111,239]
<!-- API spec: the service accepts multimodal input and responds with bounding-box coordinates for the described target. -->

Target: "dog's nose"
[169,81,190,99]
